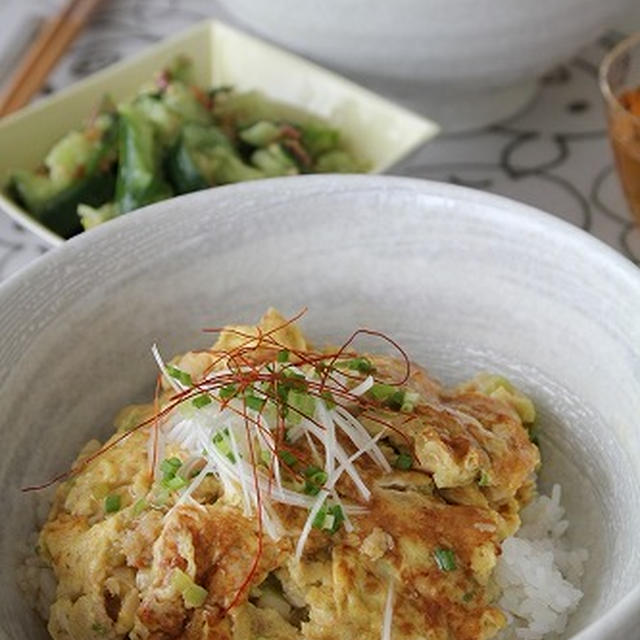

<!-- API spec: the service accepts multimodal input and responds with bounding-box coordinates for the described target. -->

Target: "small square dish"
[0,20,438,246]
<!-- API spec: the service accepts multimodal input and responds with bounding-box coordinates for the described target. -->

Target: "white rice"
[15,488,57,622]
[495,484,588,639]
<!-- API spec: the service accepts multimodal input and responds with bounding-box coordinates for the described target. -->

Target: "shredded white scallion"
[350,374,374,397]
[226,426,252,516]
[333,406,391,471]
[381,577,395,640]
[151,343,182,392]
[149,343,405,552]
[315,398,336,485]
[331,431,385,488]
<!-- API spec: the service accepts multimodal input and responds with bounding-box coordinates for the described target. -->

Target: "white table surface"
[1,0,639,280]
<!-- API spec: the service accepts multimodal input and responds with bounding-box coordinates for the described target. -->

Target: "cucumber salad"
[7,57,365,238]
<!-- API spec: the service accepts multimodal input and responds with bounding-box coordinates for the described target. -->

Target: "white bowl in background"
[217,0,633,131]
[1,175,639,639]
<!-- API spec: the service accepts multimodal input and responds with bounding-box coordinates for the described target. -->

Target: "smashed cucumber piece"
[300,123,340,158]
[132,94,182,148]
[166,123,262,192]
[239,121,282,147]
[9,113,118,238]
[6,56,366,238]
[314,149,362,173]
[78,202,118,231]
[251,144,299,177]
[199,146,263,185]
[45,130,91,186]
[165,141,209,194]
[163,81,213,126]
[181,121,233,152]
[10,170,115,238]
[115,103,173,214]
[44,113,116,187]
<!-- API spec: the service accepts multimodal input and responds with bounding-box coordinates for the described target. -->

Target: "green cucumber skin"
[165,142,209,195]
[10,169,116,239]
[115,105,172,214]
[8,114,119,238]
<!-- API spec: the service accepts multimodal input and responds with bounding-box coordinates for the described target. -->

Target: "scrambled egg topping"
[38,309,540,640]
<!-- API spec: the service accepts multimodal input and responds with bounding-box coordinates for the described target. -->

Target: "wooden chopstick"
[0,0,105,117]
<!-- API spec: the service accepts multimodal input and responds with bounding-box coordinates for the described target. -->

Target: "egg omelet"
[37,309,540,640]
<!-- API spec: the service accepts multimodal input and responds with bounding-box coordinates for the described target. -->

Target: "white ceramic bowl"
[217,0,633,131]
[1,175,639,639]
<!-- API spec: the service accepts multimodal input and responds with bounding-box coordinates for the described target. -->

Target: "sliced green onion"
[132,498,147,516]
[172,568,193,592]
[164,475,188,491]
[368,383,410,411]
[308,470,328,485]
[212,429,227,444]
[346,356,375,374]
[320,390,336,409]
[183,583,208,608]
[478,471,491,487]
[394,453,413,470]
[172,568,208,608]
[104,494,121,513]
[277,349,289,363]
[368,383,396,402]
[245,393,266,412]
[327,505,345,533]
[311,504,344,533]
[434,548,457,572]
[304,484,321,497]
[282,369,307,390]
[289,389,315,421]
[401,391,420,413]
[304,468,328,495]
[279,450,297,467]
[304,465,323,477]
[219,384,237,400]
[213,430,236,462]
[160,457,182,481]
[387,390,406,411]
[312,505,327,529]
[192,394,212,409]
[166,365,192,386]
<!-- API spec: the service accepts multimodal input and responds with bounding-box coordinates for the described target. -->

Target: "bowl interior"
[1,176,639,639]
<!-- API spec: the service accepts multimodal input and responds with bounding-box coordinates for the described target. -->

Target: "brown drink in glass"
[600,33,640,223]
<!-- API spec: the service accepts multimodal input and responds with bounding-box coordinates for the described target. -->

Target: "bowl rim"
[3,174,638,298]
[1,174,638,640]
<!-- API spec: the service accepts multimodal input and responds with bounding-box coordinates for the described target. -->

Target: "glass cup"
[600,32,640,224]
